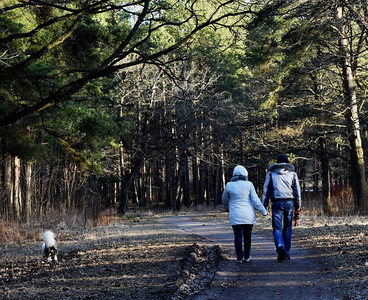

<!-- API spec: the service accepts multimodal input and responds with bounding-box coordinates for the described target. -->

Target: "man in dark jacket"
[262,154,301,262]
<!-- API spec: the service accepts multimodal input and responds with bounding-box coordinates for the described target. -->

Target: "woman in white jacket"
[222,165,268,263]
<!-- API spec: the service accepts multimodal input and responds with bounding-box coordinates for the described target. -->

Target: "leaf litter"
[0,212,367,299]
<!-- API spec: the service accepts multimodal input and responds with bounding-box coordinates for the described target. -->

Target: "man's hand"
[294,209,300,226]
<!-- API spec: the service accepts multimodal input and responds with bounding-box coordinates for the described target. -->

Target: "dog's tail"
[42,230,56,248]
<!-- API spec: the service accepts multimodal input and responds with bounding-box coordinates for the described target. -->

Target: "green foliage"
[76,110,119,151]
[65,17,110,68]
[38,98,120,174]
[0,126,38,161]
[0,15,24,37]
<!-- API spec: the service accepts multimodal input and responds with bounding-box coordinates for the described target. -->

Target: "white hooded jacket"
[222,166,267,225]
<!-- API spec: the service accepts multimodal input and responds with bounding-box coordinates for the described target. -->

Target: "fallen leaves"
[1,212,368,299]
[0,219,204,299]
[281,216,368,300]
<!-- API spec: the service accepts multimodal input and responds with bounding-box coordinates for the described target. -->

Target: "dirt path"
[160,216,342,300]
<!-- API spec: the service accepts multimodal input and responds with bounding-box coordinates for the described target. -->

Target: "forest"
[1,0,368,224]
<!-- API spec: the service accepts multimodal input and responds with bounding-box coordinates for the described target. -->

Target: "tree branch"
[0,16,82,78]
[0,0,259,127]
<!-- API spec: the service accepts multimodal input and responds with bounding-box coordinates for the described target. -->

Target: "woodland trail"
[160,216,343,300]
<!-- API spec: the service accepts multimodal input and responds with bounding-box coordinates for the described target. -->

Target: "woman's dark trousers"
[232,224,253,261]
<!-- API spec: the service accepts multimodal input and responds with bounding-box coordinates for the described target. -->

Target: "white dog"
[42,230,58,262]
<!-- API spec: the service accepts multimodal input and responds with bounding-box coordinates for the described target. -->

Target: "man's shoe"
[245,256,252,262]
[277,247,286,262]
[284,254,290,260]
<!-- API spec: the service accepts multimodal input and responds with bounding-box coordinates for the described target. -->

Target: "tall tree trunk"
[13,156,21,219]
[173,163,184,211]
[136,169,143,206]
[24,161,33,223]
[4,154,13,220]
[64,163,76,209]
[118,156,143,214]
[119,140,125,207]
[313,157,319,199]
[140,160,146,207]
[199,158,205,205]
[320,138,332,215]
[183,156,191,207]
[206,165,210,206]
[192,155,199,206]
[156,160,163,207]
[336,5,368,212]
[148,164,153,206]
[165,157,173,209]
[214,160,220,206]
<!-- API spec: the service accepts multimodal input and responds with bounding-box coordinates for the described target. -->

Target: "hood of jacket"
[232,165,248,177]
[230,165,248,181]
[269,163,295,174]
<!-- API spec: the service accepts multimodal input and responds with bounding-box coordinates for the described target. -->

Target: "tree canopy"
[1,0,368,220]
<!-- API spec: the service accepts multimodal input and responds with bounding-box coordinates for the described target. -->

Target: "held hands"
[294,209,300,226]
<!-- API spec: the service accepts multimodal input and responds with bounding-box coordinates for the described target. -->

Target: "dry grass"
[0,220,41,244]
[0,220,24,243]
[0,213,208,299]
[302,186,356,216]
[0,208,126,245]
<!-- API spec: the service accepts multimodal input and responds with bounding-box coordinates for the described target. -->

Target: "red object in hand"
[294,209,300,226]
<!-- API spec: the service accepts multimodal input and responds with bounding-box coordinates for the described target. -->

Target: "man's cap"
[277,154,289,163]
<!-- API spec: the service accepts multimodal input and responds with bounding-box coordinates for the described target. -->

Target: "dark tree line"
[1,0,368,223]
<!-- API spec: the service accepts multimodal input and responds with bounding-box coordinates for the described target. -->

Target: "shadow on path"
[160,216,342,300]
